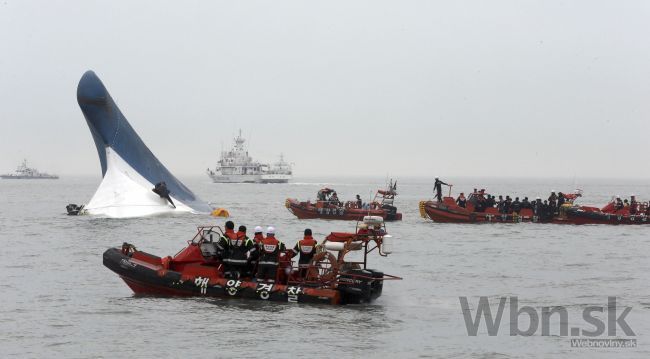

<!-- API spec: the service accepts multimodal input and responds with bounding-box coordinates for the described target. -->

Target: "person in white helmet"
[256,226,286,283]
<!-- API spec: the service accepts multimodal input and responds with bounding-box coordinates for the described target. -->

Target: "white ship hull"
[260,174,291,183]
[208,173,262,183]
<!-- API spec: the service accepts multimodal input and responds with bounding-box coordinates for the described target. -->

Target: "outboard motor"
[152,182,176,208]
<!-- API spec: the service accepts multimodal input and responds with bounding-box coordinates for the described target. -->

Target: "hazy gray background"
[1,0,649,178]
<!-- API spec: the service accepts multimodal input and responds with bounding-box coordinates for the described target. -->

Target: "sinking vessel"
[103,217,400,305]
[286,180,402,221]
[69,71,212,218]
[1,159,58,179]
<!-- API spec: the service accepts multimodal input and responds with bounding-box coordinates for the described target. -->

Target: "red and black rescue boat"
[420,192,650,225]
[286,180,402,221]
[103,217,400,305]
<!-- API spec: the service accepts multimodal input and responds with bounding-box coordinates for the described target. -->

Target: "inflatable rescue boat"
[103,217,400,305]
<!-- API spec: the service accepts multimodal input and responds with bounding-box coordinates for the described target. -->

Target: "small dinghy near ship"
[286,180,402,221]
[103,217,400,305]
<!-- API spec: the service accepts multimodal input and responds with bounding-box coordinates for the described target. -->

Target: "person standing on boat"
[456,193,466,208]
[512,197,521,214]
[433,177,449,202]
[252,226,265,245]
[256,227,286,283]
[226,226,254,278]
[548,191,558,213]
[288,228,318,278]
[630,195,638,214]
[356,194,363,209]
[218,221,238,274]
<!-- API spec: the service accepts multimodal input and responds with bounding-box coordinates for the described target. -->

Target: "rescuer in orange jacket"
[218,221,239,276]
[288,228,318,278]
[256,226,286,283]
[227,225,254,278]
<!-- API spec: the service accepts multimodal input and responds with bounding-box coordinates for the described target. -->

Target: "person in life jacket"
[252,226,265,245]
[256,226,286,283]
[246,226,265,275]
[226,225,254,278]
[217,221,238,273]
[288,229,318,278]
[456,193,466,208]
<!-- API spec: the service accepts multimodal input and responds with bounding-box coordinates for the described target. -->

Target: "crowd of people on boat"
[433,178,649,218]
[453,189,576,220]
[316,188,376,210]
[215,221,317,283]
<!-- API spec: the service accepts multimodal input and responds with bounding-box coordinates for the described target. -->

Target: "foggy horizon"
[1,1,649,179]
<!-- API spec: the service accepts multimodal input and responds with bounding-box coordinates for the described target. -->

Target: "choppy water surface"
[1,176,649,358]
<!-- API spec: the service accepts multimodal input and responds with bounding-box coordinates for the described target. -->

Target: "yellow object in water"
[211,208,230,217]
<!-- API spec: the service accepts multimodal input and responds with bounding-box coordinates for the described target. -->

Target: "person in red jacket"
[252,226,265,245]
[289,228,318,278]
[256,226,286,283]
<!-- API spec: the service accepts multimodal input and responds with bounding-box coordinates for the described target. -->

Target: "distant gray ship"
[1,159,59,179]
[206,130,292,183]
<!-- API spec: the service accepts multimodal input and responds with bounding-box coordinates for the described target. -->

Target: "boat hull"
[419,200,549,223]
[419,200,650,225]
[286,199,402,221]
[0,175,58,179]
[564,208,650,225]
[103,247,384,305]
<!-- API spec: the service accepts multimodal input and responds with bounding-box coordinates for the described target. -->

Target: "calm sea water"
[1,176,649,358]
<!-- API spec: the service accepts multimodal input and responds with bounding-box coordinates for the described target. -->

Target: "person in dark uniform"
[433,177,449,202]
[456,193,467,208]
[521,197,530,209]
[356,194,363,209]
[226,225,254,278]
[497,195,505,213]
[152,181,176,208]
[512,197,521,214]
[557,192,565,210]
[504,196,512,213]
[548,191,558,212]
[289,229,318,278]
[256,226,286,283]
[217,221,237,274]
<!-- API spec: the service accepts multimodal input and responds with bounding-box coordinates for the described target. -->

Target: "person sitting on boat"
[225,226,254,278]
[356,194,363,209]
[615,196,624,211]
[256,226,286,283]
[288,228,318,278]
[330,192,340,206]
[456,193,466,208]
[433,177,449,202]
[623,199,630,208]
[512,197,521,214]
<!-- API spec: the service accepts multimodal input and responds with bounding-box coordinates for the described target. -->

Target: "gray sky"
[1,0,649,178]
